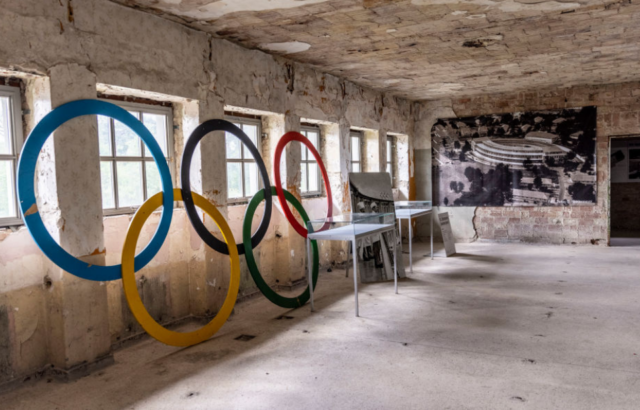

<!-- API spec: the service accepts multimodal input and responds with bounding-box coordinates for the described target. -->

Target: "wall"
[0,0,414,387]
[414,83,640,245]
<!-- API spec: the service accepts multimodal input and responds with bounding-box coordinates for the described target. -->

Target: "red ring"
[274,131,333,238]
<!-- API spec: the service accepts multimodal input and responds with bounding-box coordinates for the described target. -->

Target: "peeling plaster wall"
[414,83,640,245]
[0,0,414,385]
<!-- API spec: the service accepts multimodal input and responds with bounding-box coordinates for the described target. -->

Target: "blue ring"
[17,100,174,281]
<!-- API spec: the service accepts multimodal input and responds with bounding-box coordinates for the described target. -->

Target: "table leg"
[409,217,413,273]
[345,245,350,278]
[352,238,359,317]
[431,211,434,260]
[399,219,402,245]
[394,228,398,295]
[307,237,314,312]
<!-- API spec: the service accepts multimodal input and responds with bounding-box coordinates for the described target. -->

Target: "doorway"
[610,136,640,246]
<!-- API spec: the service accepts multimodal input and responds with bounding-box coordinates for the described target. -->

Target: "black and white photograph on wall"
[348,172,405,283]
[432,106,597,207]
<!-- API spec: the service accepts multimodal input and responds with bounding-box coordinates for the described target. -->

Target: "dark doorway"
[610,136,640,246]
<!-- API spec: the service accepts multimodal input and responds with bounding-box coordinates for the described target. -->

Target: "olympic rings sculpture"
[16,99,333,347]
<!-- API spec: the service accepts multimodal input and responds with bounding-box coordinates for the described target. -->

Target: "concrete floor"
[3,241,640,409]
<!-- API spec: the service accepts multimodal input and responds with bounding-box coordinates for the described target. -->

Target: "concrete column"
[283,112,305,284]
[378,129,388,175]
[323,120,351,264]
[187,91,230,317]
[44,64,111,372]
[363,129,381,172]
[261,114,287,287]
[397,134,411,200]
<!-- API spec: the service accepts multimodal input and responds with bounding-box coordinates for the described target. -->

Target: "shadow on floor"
[610,230,640,247]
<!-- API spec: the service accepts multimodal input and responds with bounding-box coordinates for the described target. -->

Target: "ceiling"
[112,0,640,101]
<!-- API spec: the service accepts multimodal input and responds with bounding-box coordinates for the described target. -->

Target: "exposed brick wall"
[611,183,640,232]
[440,81,640,245]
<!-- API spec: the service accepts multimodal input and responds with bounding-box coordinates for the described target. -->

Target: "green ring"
[244,186,319,308]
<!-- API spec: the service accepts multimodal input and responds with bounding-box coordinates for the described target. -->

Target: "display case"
[306,212,395,241]
[305,212,398,317]
[394,200,434,269]
[394,200,432,217]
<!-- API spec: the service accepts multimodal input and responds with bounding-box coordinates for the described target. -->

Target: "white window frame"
[387,136,395,186]
[225,115,262,204]
[99,99,175,216]
[350,131,363,173]
[300,125,323,197]
[0,84,24,227]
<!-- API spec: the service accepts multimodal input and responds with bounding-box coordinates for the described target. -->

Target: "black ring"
[181,119,272,255]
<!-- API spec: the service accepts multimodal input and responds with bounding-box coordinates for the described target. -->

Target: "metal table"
[306,223,397,317]
[395,208,433,272]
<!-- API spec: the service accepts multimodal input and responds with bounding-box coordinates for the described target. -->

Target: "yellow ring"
[121,189,240,347]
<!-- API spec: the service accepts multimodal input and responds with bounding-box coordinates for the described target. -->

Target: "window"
[350,132,362,172]
[386,136,395,185]
[300,126,322,195]
[0,85,23,226]
[98,101,173,215]
[226,116,261,201]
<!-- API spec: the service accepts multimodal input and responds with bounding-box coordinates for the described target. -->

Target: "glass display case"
[306,212,395,240]
[305,212,398,317]
[394,200,432,217]
[394,200,434,270]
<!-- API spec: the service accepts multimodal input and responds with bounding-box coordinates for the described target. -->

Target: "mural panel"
[432,106,597,206]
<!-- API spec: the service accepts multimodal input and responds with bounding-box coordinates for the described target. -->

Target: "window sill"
[301,193,326,199]
[227,201,250,207]
[0,220,24,231]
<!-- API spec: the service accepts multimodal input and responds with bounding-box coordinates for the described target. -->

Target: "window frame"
[99,99,175,216]
[300,125,323,197]
[225,115,262,204]
[386,135,396,186]
[0,84,24,227]
[350,131,363,173]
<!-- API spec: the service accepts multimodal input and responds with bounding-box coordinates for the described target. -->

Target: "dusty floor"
[3,241,640,409]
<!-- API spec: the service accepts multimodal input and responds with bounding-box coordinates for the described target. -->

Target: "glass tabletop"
[307,212,395,238]
[395,201,432,216]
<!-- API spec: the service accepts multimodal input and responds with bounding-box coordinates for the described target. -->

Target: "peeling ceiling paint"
[134,0,330,20]
[259,41,311,54]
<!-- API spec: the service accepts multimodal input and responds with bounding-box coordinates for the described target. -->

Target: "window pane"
[308,131,319,149]
[309,163,318,192]
[387,163,392,175]
[227,162,242,198]
[244,162,259,198]
[143,113,168,157]
[0,97,12,155]
[116,162,143,208]
[225,132,241,159]
[352,163,360,173]
[351,136,360,161]
[115,119,142,157]
[301,143,307,161]
[300,163,307,193]
[145,162,162,198]
[100,161,115,209]
[0,160,16,218]
[242,124,258,158]
[387,140,392,162]
[98,115,112,157]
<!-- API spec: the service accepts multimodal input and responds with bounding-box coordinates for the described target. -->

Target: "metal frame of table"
[395,208,433,273]
[306,223,397,317]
